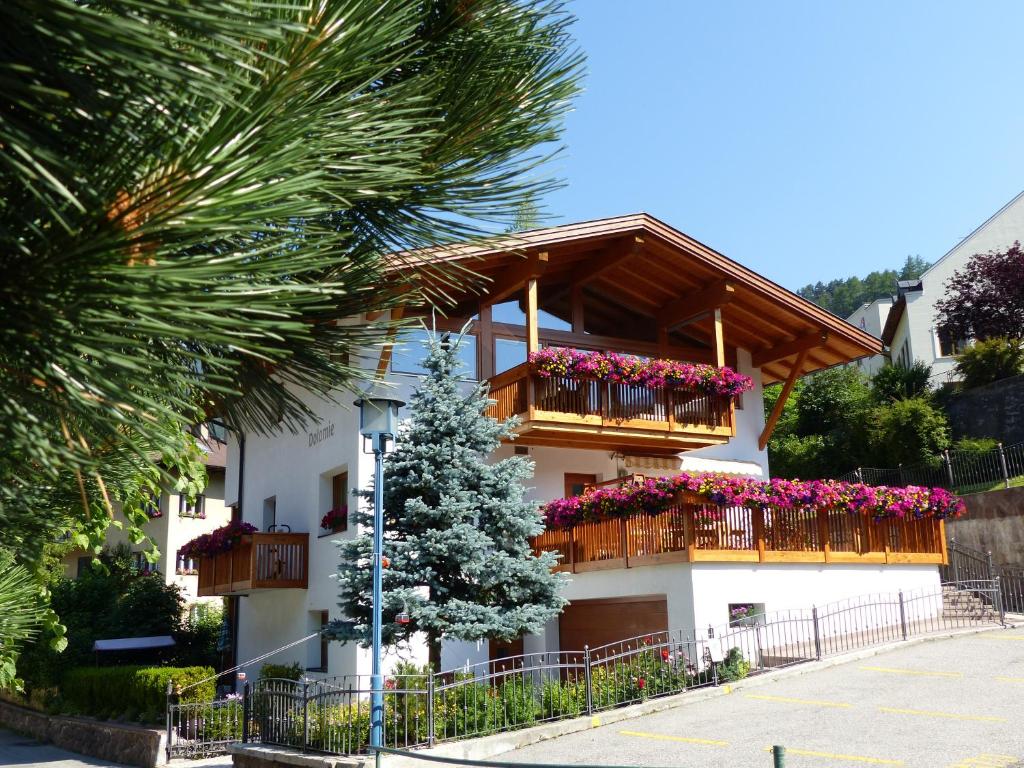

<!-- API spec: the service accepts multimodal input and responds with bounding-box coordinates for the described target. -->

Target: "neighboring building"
[869,190,1024,383]
[61,428,232,609]
[845,297,894,376]
[199,214,946,680]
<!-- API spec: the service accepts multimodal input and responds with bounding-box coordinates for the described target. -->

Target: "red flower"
[384,678,396,690]
[637,678,646,690]
[661,648,669,661]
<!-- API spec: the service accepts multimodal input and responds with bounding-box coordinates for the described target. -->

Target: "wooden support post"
[375,306,406,378]
[758,349,808,450]
[569,527,576,573]
[883,520,892,564]
[713,308,726,368]
[818,508,831,563]
[525,277,539,354]
[939,519,948,565]
[684,505,696,562]
[571,284,585,335]
[621,518,629,568]
[754,508,766,563]
[478,304,494,380]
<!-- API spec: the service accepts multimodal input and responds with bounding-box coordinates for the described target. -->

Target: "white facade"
[845,297,893,377]
[849,190,1024,384]
[223,333,939,681]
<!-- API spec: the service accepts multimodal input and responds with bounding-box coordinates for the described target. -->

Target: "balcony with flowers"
[486,349,751,455]
[531,473,963,571]
[183,520,309,597]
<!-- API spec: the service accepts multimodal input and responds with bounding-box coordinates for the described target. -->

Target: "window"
[323,472,348,532]
[492,300,526,325]
[308,610,329,672]
[936,328,968,358]
[179,493,206,519]
[391,328,477,378]
[495,338,527,374]
[564,473,597,498]
[896,341,912,369]
[262,496,277,531]
[76,556,92,578]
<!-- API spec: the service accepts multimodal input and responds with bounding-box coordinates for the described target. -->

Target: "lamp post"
[355,392,404,762]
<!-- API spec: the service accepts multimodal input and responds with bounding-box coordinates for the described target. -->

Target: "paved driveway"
[0,729,233,768]
[504,626,1024,768]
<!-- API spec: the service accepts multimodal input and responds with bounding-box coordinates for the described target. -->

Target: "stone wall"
[946,486,1024,566]
[0,699,166,768]
[947,373,1024,446]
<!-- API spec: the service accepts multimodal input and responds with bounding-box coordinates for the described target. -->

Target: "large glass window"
[391,328,477,379]
[495,338,527,374]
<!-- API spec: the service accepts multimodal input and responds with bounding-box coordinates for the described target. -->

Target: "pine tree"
[332,331,565,669]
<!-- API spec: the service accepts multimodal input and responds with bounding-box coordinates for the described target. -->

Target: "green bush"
[955,337,1024,389]
[952,437,999,455]
[61,665,214,723]
[259,662,303,681]
[716,648,750,682]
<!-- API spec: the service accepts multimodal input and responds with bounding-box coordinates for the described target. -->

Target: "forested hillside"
[797,255,930,317]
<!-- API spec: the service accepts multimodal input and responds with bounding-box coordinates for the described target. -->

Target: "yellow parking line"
[745,693,851,708]
[995,676,1024,683]
[978,635,1024,641]
[878,706,1006,722]
[763,746,903,764]
[619,729,728,747]
[947,755,1019,767]
[859,665,962,678]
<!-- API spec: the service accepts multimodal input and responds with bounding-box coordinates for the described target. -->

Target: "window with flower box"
[728,602,764,627]
[321,472,348,533]
[179,493,206,518]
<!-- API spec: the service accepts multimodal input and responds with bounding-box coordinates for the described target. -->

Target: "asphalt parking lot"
[503,626,1024,768]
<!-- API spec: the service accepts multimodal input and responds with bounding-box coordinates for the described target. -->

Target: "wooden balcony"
[486,364,735,454]
[531,501,947,572]
[196,533,309,597]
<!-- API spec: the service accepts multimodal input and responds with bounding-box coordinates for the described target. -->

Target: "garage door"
[559,595,668,652]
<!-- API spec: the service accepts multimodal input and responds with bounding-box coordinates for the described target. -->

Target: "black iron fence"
[837,441,1024,494]
[211,582,1003,758]
[942,538,1024,614]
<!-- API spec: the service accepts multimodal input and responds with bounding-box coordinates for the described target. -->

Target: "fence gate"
[166,696,243,759]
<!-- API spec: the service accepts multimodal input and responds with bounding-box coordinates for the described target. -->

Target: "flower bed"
[528,348,753,398]
[542,472,965,530]
[179,520,257,559]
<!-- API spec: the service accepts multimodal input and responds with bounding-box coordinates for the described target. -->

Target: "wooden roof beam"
[758,349,808,451]
[752,330,829,369]
[479,251,549,308]
[656,279,736,330]
[570,235,644,288]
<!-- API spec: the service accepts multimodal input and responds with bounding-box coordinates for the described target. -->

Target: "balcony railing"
[486,363,734,452]
[196,533,309,597]
[531,499,947,572]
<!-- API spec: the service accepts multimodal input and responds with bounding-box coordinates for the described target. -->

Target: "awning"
[92,635,176,652]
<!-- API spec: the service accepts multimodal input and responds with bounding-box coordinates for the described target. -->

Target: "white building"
[845,297,894,377]
[851,190,1024,383]
[199,214,946,680]
[62,431,232,609]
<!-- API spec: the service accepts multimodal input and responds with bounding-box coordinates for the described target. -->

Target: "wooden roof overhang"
[387,214,882,386]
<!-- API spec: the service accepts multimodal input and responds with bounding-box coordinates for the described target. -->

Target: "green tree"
[867,398,950,468]
[1,0,582,670]
[796,256,929,318]
[331,332,565,669]
[954,338,1024,389]
[870,361,932,403]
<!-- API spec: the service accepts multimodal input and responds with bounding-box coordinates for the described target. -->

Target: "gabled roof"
[390,213,882,384]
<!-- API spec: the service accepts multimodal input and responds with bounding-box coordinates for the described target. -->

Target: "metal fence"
[229,582,1003,757]
[166,695,244,759]
[942,538,1024,614]
[837,440,1024,494]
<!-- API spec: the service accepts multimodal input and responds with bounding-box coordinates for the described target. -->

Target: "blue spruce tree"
[331,331,565,669]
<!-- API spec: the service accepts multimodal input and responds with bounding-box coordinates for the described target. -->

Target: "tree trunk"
[428,632,442,673]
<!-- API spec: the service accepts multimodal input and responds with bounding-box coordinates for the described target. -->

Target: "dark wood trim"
[752,330,829,369]
[656,279,736,330]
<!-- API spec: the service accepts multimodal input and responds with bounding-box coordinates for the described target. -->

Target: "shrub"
[61,665,214,722]
[867,397,950,467]
[871,362,932,402]
[716,647,750,682]
[259,662,303,681]
[952,437,999,455]
[955,338,1024,389]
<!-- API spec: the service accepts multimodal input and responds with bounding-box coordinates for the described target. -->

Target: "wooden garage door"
[559,595,668,652]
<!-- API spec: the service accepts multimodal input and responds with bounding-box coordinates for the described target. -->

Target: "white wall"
[689,563,941,631]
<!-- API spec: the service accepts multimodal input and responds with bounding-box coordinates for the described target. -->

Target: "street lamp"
[355,391,404,760]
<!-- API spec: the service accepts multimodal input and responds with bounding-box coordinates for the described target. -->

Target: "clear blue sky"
[542,1,1024,292]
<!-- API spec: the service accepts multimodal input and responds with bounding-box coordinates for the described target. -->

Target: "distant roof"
[386,213,882,385]
[200,438,227,469]
[92,635,176,652]
[881,294,907,346]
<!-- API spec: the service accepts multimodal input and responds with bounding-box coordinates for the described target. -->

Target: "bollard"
[772,745,786,767]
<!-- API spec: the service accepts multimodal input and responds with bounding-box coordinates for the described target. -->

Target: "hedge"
[61,665,214,723]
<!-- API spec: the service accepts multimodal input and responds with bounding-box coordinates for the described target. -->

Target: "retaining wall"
[947,373,1024,445]
[947,485,1024,566]
[0,699,165,768]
